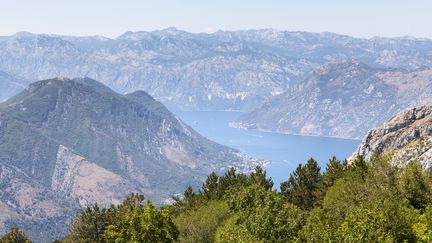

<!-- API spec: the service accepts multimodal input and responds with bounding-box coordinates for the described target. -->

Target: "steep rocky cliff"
[352,105,432,170]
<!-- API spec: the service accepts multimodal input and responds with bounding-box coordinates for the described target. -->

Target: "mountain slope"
[232,60,432,139]
[0,71,28,102]
[352,105,432,171]
[0,77,261,242]
[1,29,432,110]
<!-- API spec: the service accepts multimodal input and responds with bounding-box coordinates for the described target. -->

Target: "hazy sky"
[1,0,431,38]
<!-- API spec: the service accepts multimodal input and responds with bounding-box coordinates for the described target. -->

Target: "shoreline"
[228,121,362,141]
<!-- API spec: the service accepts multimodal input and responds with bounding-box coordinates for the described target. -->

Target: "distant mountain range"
[0,71,28,102]
[1,28,432,112]
[0,77,261,242]
[233,60,432,139]
[1,28,432,241]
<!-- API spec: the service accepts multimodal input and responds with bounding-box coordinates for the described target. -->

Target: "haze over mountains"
[1,26,432,242]
[0,77,260,242]
[1,28,432,113]
[233,60,432,139]
[0,71,28,102]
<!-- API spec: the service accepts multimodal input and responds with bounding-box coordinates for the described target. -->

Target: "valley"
[0,27,432,243]
[175,110,360,187]
[2,1,432,242]
[1,29,432,140]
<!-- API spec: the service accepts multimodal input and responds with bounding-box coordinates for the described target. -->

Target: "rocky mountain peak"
[312,59,372,77]
[11,31,34,38]
[2,29,432,111]
[352,105,432,170]
[300,60,377,96]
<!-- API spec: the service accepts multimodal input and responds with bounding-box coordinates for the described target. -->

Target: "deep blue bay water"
[175,111,361,188]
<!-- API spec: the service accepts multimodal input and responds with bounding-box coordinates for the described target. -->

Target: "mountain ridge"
[233,60,432,139]
[1,28,432,111]
[0,70,28,102]
[0,77,262,242]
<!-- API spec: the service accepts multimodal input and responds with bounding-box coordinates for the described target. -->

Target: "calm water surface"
[175,111,360,188]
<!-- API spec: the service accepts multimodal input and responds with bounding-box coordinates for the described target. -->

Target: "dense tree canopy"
[0,228,31,243]
[5,155,432,243]
[104,199,178,243]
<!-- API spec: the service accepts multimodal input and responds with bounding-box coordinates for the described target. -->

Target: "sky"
[0,0,431,39]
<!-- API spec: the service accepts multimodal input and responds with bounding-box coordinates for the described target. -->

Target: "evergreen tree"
[322,156,344,189]
[0,228,31,243]
[399,161,432,210]
[248,166,274,189]
[172,186,201,213]
[280,158,322,210]
[302,155,423,242]
[349,155,368,178]
[202,172,220,200]
[218,167,247,192]
[6,154,432,242]
[183,186,194,201]
[64,204,115,243]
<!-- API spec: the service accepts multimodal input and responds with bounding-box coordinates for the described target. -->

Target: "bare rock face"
[352,105,432,170]
[51,145,137,207]
[0,163,76,241]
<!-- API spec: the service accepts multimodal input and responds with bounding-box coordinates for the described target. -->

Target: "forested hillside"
[3,155,431,242]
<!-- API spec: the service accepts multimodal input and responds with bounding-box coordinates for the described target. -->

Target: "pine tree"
[0,227,31,243]
[183,186,194,201]
[322,156,344,189]
[202,172,220,200]
[280,158,322,210]
[64,204,116,243]
[399,161,431,210]
[248,166,274,189]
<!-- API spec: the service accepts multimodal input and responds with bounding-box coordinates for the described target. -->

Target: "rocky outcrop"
[352,105,432,170]
[0,163,76,242]
[51,145,137,207]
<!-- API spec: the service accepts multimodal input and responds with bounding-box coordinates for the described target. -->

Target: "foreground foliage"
[64,193,178,243]
[2,157,432,242]
[0,228,31,243]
